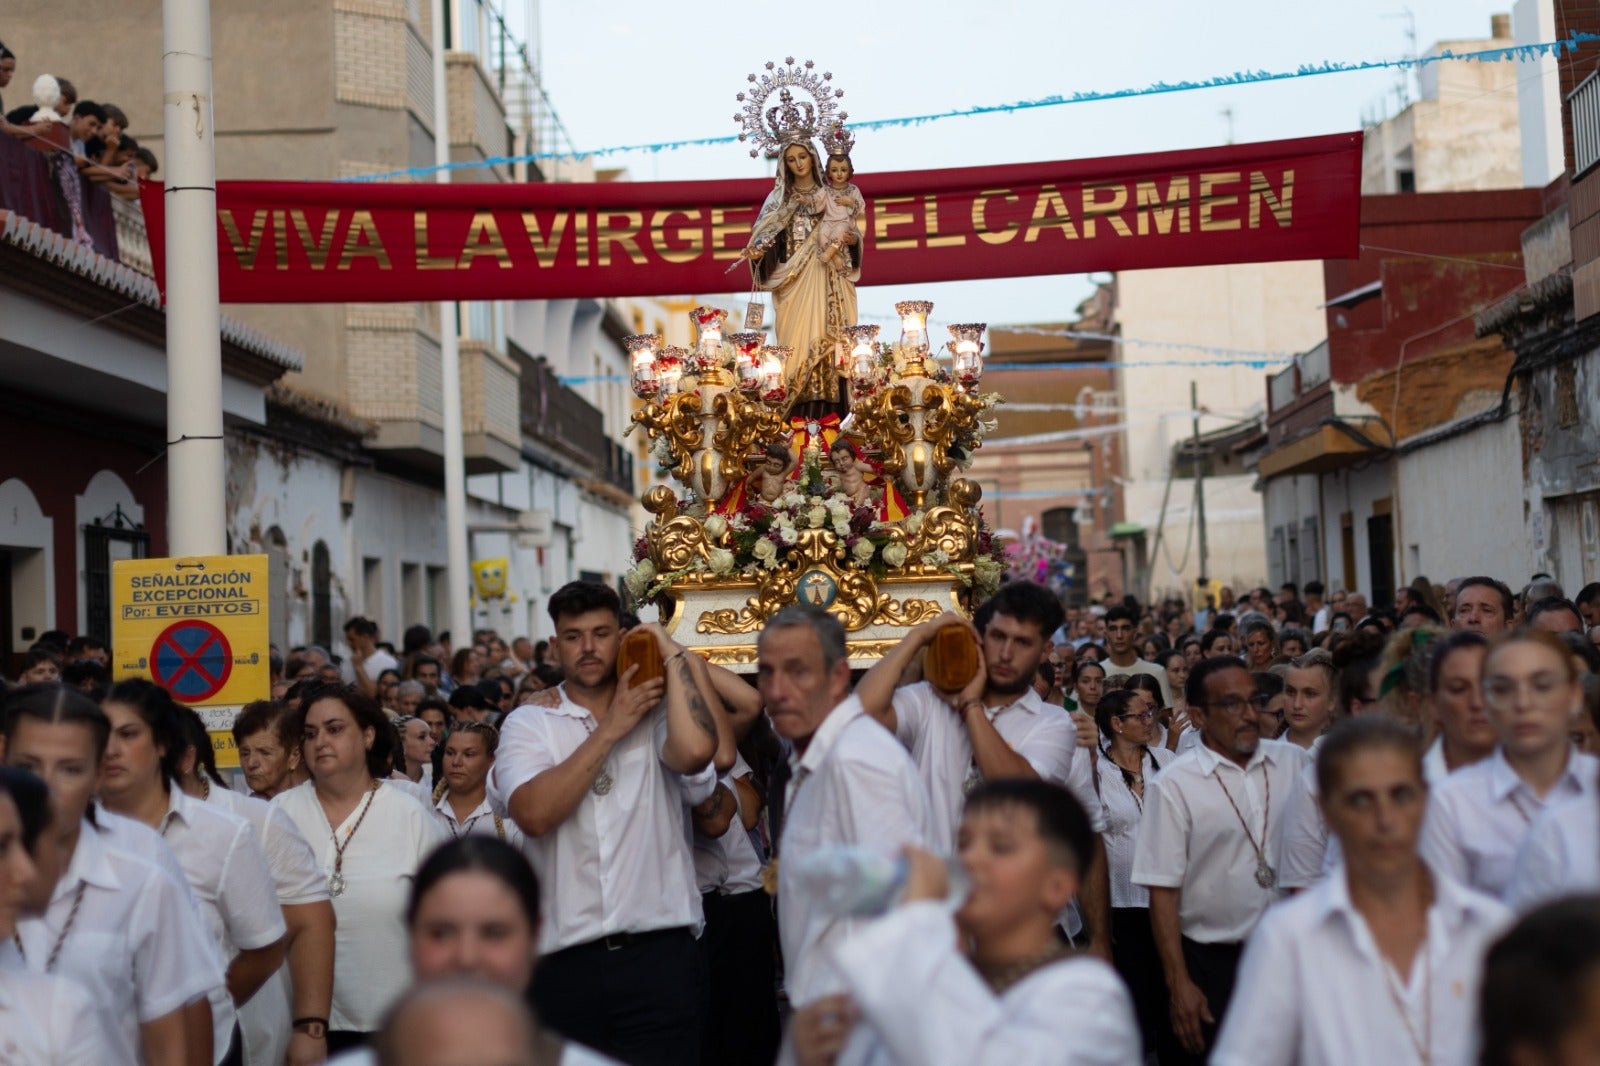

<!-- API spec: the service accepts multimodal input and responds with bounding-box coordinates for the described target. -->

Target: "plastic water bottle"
[790,846,968,916]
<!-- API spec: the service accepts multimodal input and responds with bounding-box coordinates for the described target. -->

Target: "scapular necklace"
[13,881,87,973]
[321,782,379,898]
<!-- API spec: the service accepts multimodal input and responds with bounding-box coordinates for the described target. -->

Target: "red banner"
[141,133,1361,304]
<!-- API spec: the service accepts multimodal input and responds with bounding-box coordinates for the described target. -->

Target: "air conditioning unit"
[517,509,553,548]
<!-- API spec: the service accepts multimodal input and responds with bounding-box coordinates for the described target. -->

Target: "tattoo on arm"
[675,657,718,740]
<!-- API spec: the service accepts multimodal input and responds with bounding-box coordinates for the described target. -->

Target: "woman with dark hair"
[99,678,288,1066]
[334,836,618,1065]
[272,683,445,1051]
[449,647,481,690]
[174,705,337,1066]
[1,684,224,1066]
[1093,688,1173,1054]
[0,764,119,1062]
[1070,659,1105,720]
[1215,718,1509,1064]
[1422,629,1599,900]
[1422,630,1493,781]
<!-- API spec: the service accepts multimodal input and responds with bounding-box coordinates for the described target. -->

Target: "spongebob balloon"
[471,558,509,601]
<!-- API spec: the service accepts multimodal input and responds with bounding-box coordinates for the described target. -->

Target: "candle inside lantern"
[691,306,728,371]
[729,331,765,392]
[626,333,662,398]
[896,300,933,355]
[657,346,686,395]
[947,323,987,387]
[758,346,790,404]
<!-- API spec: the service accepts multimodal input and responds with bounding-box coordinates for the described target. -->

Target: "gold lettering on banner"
[873,196,918,250]
[1249,170,1294,228]
[1024,185,1079,242]
[650,209,706,264]
[923,195,965,248]
[596,211,648,267]
[521,212,569,268]
[574,212,590,268]
[458,212,513,268]
[710,206,751,261]
[972,189,1020,245]
[290,209,339,271]
[414,211,455,270]
[1135,178,1191,236]
[1199,172,1243,232]
[337,210,392,270]
[272,210,290,269]
[1081,183,1132,239]
[219,209,270,270]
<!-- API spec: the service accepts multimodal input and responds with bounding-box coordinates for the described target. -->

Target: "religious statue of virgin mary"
[734,61,862,417]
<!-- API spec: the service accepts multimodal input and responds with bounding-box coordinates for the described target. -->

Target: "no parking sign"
[112,555,271,768]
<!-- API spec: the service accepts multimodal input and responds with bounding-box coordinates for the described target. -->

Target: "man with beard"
[490,581,720,1065]
[858,583,1111,956]
[1132,657,1309,1064]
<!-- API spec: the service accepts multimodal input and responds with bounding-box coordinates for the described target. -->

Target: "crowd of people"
[0,37,159,257]
[3,569,1600,1065]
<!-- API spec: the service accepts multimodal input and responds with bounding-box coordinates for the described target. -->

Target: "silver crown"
[820,123,855,159]
[733,58,848,160]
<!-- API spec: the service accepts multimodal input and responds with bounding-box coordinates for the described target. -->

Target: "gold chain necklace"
[975,942,1070,995]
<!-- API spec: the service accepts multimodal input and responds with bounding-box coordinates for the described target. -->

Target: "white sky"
[527,0,1529,326]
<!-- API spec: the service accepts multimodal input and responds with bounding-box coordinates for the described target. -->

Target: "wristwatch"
[293,1018,328,1040]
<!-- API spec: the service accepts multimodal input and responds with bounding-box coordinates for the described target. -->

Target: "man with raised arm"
[490,581,720,1066]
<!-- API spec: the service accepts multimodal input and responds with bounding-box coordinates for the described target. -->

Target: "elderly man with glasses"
[1131,656,1312,1065]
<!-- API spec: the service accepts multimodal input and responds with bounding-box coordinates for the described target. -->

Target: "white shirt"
[1279,758,1338,890]
[433,789,526,849]
[1213,866,1510,1066]
[343,648,399,685]
[0,966,117,1064]
[274,780,446,1031]
[1420,748,1599,899]
[1132,739,1309,943]
[692,753,765,896]
[0,819,223,1065]
[832,901,1141,1066]
[1423,737,1450,785]
[1505,796,1600,912]
[488,685,711,953]
[778,695,937,1006]
[1095,744,1174,908]
[892,682,1102,851]
[160,787,288,1064]
[202,784,328,1066]
[1099,656,1172,706]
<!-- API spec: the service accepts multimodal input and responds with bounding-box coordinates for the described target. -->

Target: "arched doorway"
[0,479,55,672]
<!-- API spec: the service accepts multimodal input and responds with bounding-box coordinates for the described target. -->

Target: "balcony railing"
[0,124,120,261]
[513,343,610,471]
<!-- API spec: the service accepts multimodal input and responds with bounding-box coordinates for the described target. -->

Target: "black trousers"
[1110,908,1162,1057]
[533,926,706,1066]
[1155,937,1243,1066]
[699,889,780,1066]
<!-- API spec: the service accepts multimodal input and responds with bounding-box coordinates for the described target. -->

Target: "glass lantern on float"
[947,323,987,389]
[730,331,765,393]
[758,346,789,405]
[691,306,728,374]
[896,300,934,377]
[626,333,662,398]
[657,346,686,395]
[843,324,880,392]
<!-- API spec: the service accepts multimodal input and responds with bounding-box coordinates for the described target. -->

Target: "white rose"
[708,547,735,575]
[828,501,850,523]
[904,513,924,535]
[833,519,852,538]
[881,543,908,568]
[807,506,828,528]
[703,514,728,540]
[809,496,824,507]
[851,538,876,564]
[623,560,656,599]
[779,525,798,546]
[752,538,778,564]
